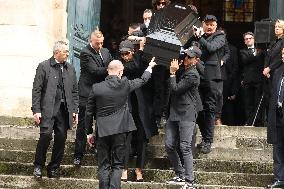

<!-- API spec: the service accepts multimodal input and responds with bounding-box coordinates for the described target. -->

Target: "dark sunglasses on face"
[120,51,131,56]
[157,2,166,6]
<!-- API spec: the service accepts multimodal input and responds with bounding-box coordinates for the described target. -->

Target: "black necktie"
[97,51,104,66]
[56,64,65,102]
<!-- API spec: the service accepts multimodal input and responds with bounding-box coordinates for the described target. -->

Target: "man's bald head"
[107,60,124,78]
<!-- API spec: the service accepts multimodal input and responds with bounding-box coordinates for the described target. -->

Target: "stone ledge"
[0,175,266,189]
[0,149,273,174]
[0,116,34,126]
[0,162,274,187]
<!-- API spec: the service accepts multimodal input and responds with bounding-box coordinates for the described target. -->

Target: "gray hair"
[53,40,69,54]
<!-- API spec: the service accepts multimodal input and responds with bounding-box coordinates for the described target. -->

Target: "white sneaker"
[166,176,185,185]
[180,182,196,189]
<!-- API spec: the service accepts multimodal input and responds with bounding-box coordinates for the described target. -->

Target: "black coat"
[122,52,158,139]
[78,44,112,101]
[240,47,264,84]
[268,64,284,144]
[85,71,152,137]
[224,44,239,97]
[198,31,226,81]
[168,65,201,122]
[32,57,79,129]
[264,36,284,76]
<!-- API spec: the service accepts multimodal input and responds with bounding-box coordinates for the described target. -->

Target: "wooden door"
[67,0,101,79]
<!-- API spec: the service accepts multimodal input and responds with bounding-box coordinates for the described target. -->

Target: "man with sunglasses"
[119,40,158,182]
[152,0,170,10]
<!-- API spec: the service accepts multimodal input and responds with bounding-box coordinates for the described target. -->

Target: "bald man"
[85,59,156,189]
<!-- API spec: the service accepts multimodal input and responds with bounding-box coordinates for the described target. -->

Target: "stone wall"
[0,0,67,117]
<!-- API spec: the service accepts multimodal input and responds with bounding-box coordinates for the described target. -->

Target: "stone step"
[0,138,273,162]
[151,135,270,149]
[0,149,273,173]
[147,145,272,162]
[0,162,274,187]
[0,135,271,155]
[0,175,266,189]
[0,125,267,140]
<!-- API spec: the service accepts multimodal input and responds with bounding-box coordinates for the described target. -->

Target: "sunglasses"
[120,51,131,56]
[157,2,166,6]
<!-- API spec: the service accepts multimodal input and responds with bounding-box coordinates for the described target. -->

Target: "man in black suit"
[32,40,79,178]
[85,59,156,189]
[193,15,226,153]
[74,30,112,165]
[239,32,264,126]
[267,48,284,188]
[165,46,201,189]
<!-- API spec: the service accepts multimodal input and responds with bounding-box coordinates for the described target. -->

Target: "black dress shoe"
[73,157,81,166]
[33,166,42,179]
[47,168,60,178]
[268,180,284,188]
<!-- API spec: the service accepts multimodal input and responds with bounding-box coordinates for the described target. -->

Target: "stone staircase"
[0,124,273,188]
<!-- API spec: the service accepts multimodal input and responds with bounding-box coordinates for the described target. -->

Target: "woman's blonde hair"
[275,19,284,34]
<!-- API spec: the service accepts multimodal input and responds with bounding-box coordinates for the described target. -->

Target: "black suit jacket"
[168,65,201,122]
[268,64,284,144]
[32,57,79,129]
[240,47,264,83]
[85,71,152,137]
[198,31,226,81]
[78,44,112,102]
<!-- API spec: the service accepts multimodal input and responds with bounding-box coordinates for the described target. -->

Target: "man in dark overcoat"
[32,40,79,178]
[267,48,284,188]
[84,59,156,189]
[73,30,112,165]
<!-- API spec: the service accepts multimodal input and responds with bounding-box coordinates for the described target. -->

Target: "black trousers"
[243,82,263,126]
[215,81,224,120]
[74,101,87,159]
[198,80,221,143]
[97,133,126,189]
[34,103,69,170]
[273,115,284,181]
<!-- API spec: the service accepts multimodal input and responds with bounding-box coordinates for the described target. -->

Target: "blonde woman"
[266,19,284,188]
[263,19,284,78]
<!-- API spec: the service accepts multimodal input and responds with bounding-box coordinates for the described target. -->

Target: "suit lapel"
[87,44,104,67]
